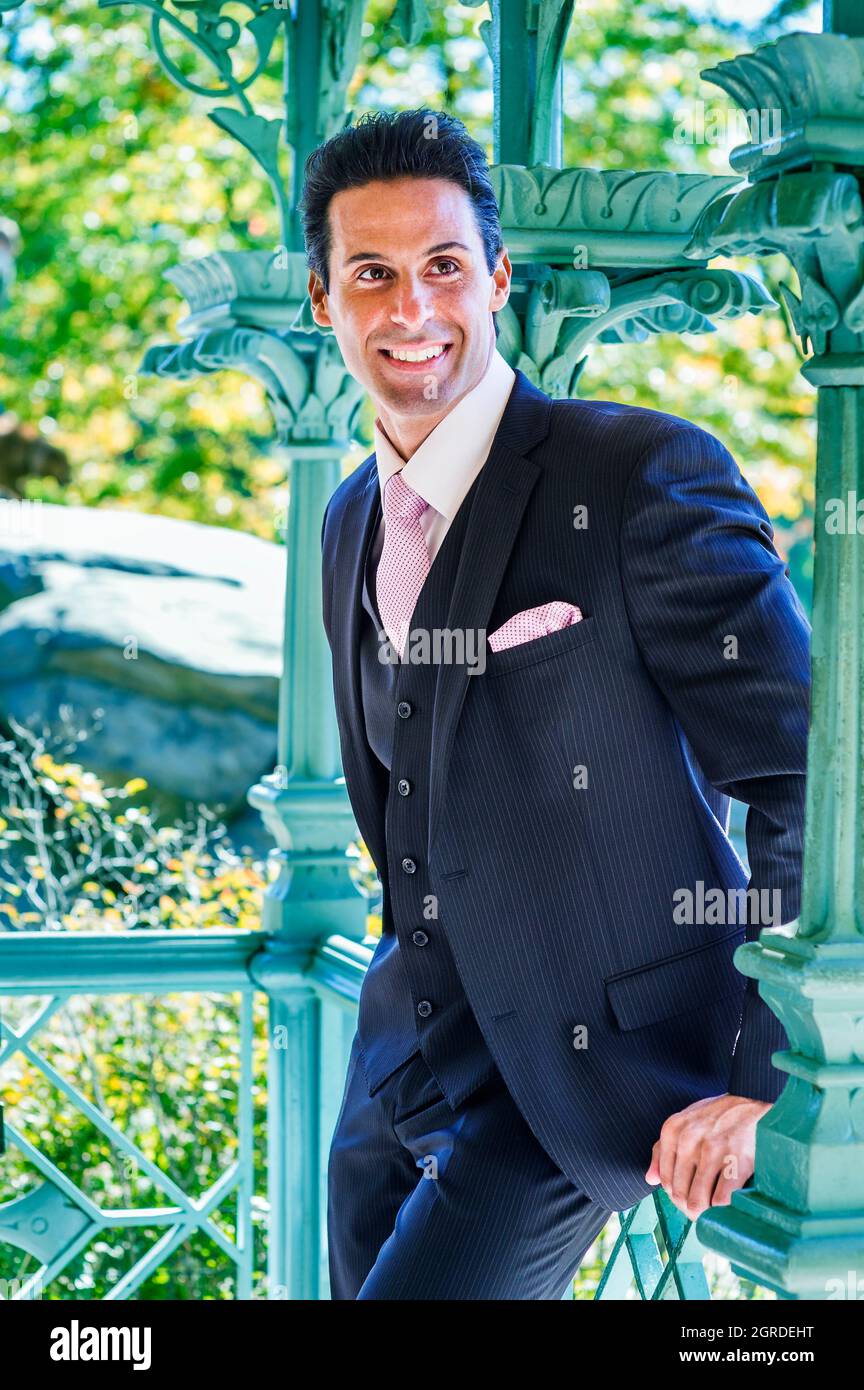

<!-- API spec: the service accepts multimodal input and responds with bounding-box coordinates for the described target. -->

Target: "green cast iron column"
[692,11,864,1296]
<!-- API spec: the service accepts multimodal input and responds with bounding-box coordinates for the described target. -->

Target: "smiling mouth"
[379,343,452,367]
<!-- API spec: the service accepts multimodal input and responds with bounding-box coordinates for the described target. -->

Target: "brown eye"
[357,266,389,281]
[432,259,459,275]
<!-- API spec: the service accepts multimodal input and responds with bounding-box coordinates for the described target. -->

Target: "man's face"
[308,176,511,431]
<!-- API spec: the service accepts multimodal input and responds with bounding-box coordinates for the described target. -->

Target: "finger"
[686,1151,725,1219]
[656,1121,681,1194]
[669,1147,699,1215]
[645,1140,661,1183]
[711,1150,755,1208]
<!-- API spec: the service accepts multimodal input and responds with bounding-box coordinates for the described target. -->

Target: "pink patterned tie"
[376,469,431,658]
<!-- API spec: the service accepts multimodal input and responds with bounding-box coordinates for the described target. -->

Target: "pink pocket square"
[487,600,584,652]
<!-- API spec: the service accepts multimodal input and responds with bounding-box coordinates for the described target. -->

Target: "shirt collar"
[372,348,517,521]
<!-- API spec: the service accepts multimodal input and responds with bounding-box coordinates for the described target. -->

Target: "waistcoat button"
[412,930,429,946]
[397,700,413,718]
[398,778,411,796]
[417,1000,432,1017]
[401,857,417,874]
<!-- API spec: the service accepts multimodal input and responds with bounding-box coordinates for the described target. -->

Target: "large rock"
[0,503,284,815]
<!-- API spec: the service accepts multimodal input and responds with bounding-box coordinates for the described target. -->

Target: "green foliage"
[0,715,266,932]
[0,989,270,1299]
[1,0,283,534]
[1,0,816,591]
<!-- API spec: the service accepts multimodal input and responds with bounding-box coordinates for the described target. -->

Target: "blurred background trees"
[1,0,818,599]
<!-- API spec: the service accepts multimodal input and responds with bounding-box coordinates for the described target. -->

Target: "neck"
[376,405,446,461]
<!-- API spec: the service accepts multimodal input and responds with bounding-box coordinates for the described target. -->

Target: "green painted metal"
[486,0,570,167]
[595,1191,712,1302]
[0,929,265,994]
[488,165,774,396]
[0,974,257,1299]
[3,0,863,1301]
[684,24,864,1298]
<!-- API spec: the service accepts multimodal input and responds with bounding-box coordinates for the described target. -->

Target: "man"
[303,108,810,1300]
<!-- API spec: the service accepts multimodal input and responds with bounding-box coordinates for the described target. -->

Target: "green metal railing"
[1,929,749,1300]
[0,932,262,1299]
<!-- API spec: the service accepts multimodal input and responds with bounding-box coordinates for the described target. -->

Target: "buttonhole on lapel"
[439,868,466,881]
[491,1009,517,1023]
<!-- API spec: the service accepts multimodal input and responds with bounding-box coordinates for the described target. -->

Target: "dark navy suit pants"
[327,1033,614,1300]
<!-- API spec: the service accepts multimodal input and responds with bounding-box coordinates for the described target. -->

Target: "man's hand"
[644,1093,773,1220]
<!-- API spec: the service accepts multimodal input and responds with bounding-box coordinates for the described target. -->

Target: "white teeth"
[386,345,447,362]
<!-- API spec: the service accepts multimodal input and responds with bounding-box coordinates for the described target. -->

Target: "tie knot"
[384,469,429,525]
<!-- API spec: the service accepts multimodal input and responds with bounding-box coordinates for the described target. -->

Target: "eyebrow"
[343,241,472,267]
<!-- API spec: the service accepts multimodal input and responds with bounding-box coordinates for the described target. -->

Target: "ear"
[490,248,512,313]
[308,270,333,329]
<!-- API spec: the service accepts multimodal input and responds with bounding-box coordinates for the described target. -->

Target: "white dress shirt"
[371,347,517,565]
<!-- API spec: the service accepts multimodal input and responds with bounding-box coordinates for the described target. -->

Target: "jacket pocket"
[483,614,596,678]
[604,927,744,1032]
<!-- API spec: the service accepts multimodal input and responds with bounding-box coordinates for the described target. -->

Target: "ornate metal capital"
[703,33,864,180]
[695,35,864,377]
[487,165,773,394]
[142,249,365,445]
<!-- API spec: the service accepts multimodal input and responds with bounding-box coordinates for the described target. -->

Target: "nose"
[388,275,434,332]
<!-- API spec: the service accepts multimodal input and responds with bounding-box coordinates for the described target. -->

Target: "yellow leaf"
[34,753,63,776]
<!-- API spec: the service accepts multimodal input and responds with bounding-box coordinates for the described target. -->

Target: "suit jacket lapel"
[427,370,552,857]
[427,443,541,858]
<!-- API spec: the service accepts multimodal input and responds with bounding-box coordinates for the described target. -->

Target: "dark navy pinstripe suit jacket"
[321,368,811,1212]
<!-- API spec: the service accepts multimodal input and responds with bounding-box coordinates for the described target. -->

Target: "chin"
[380,390,447,415]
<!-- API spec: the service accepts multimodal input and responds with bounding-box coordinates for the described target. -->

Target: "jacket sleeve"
[321,498,332,645]
[619,423,811,1103]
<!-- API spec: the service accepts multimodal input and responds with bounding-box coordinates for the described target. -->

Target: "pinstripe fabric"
[321,368,811,1215]
[327,1034,613,1300]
